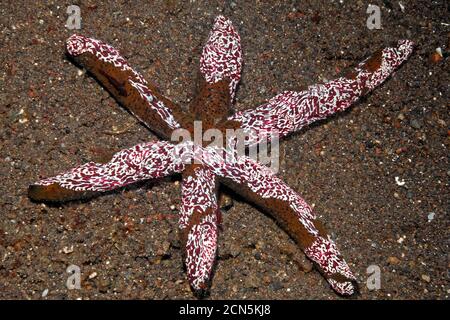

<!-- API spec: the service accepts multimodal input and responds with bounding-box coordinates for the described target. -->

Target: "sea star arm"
[199,15,242,102]
[227,40,414,145]
[200,147,356,295]
[179,165,219,292]
[189,15,242,123]
[66,34,189,139]
[28,141,186,202]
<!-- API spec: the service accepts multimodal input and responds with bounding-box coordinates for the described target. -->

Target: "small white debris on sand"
[397,235,406,244]
[395,176,406,186]
[62,245,74,254]
[421,274,431,283]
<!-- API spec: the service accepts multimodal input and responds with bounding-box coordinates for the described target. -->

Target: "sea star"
[28,16,413,297]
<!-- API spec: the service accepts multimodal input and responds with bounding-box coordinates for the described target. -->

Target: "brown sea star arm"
[200,148,357,295]
[179,165,219,294]
[221,177,357,295]
[28,141,186,202]
[190,15,242,124]
[226,40,414,146]
[65,34,190,139]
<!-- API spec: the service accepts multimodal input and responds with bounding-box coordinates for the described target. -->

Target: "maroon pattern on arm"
[66,34,188,139]
[179,165,219,291]
[229,40,414,146]
[29,141,186,201]
[190,16,243,124]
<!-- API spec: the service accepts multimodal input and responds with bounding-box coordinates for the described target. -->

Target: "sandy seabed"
[0,1,448,299]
